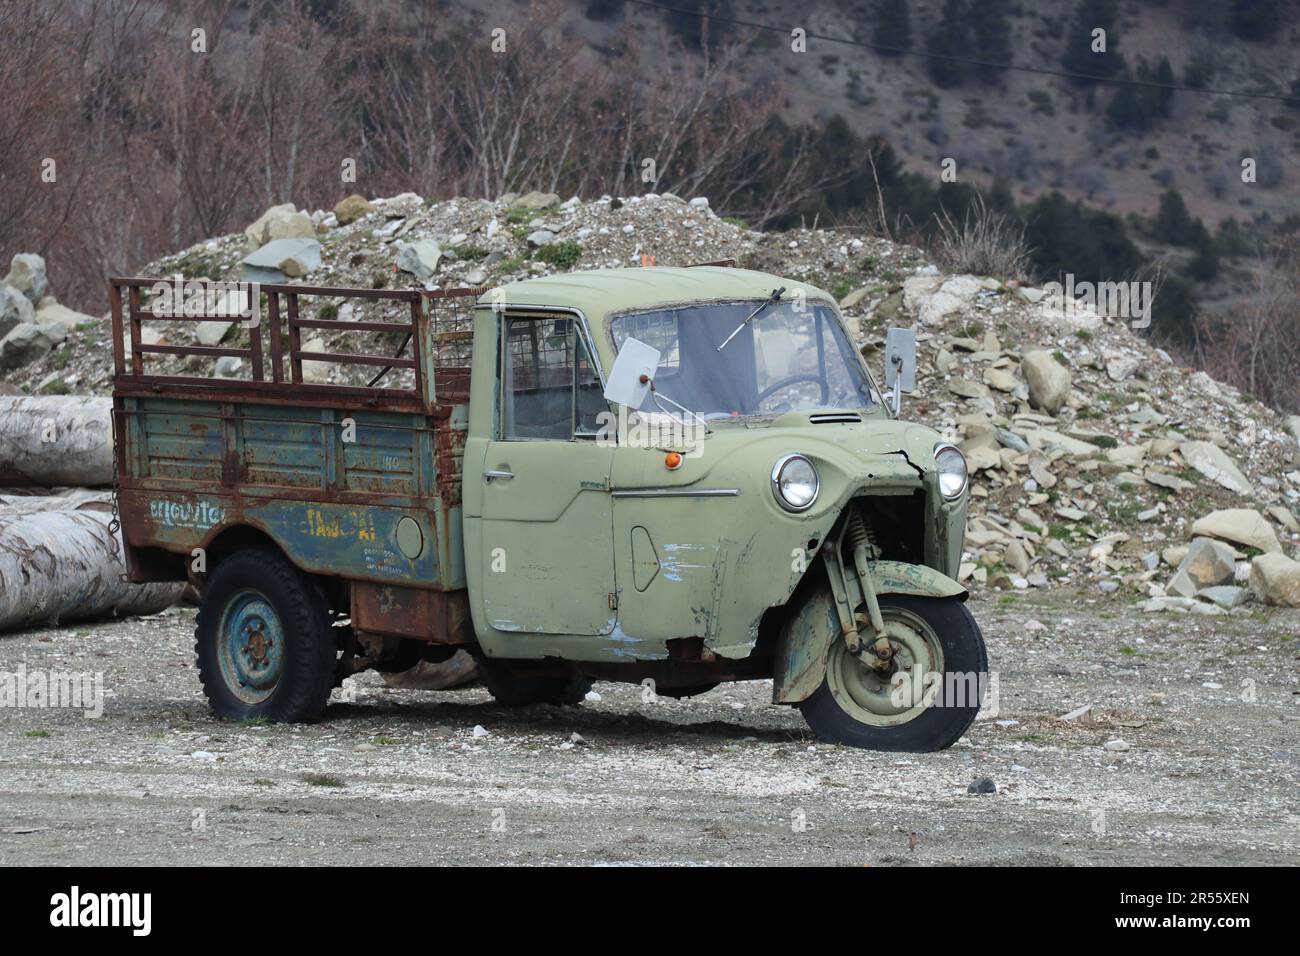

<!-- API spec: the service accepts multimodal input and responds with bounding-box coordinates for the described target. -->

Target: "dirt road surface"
[2,591,1297,866]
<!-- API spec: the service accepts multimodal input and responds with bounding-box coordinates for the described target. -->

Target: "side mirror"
[883,327,917,415]
[603,336,661,408]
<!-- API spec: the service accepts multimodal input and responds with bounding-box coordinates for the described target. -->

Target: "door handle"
[484,469,514,481]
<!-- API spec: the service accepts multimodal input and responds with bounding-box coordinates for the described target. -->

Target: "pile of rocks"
[1138,509,1300,614]
[854,270,1300,608]
[0,255,98,389]
[2,191,1297,604]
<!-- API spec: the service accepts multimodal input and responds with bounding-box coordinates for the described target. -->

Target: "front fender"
[772,561,966,704]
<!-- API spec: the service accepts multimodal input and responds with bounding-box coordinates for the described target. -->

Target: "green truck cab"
[111,265,987,752]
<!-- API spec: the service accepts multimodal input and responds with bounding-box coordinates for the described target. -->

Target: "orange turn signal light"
[665,452,683,470]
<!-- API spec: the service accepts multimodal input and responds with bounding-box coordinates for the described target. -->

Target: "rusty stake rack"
[108,277,486,409]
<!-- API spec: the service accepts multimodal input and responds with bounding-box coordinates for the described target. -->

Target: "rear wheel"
[799,594,987,752]
[478,659,591,707]
[195,549,335,722]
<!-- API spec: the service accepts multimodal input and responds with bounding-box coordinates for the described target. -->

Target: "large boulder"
[1020,349,1072,414]
[264,210,317,244]
[1176,537,1237,590]
[0,284,36,338]
[299,336,331,384]
[244,203,314,247]
[1190,509,1282,554]
[33,301,94,337]
[514,191,560,210]
[905,275,983,326]
[1179,441,1254,496]
[395,239,442,280]
[0,322,62,371]
[1286,415,1300,445]
[3,254,47,305]
[1249,554,1300,608]
[240,238,322,282]
[333,194,375,225]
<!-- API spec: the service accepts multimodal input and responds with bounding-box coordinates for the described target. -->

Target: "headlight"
[772,454,819,512]
[934,442,968,500]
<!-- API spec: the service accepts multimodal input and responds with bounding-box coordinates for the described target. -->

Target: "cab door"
[478,313,616,636]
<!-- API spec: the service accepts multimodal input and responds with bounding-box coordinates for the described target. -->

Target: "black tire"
[799,594,987,752]
[195,549,335,722]
[478,659,592,707]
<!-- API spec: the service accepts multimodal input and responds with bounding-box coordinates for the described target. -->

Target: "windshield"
[609,300,880,420]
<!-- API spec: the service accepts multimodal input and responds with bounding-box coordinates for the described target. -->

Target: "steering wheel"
[751,373,831,412]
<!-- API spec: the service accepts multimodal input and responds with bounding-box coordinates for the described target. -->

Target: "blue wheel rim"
[217,589,286,705]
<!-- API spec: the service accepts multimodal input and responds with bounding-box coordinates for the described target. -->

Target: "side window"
[574,334,605,434]
[503,316,606,440]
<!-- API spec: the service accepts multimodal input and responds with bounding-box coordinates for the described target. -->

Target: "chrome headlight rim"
[771,453,819,512]
[933,441,969,500]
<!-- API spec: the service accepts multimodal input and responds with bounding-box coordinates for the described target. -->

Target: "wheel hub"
[217,589,286,704]
[828,609,942,728]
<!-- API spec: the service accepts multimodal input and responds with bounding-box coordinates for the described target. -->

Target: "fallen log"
[0,491,112,515]
[381,650,480,690]
[0,396,114,487]
[0,510,183,632]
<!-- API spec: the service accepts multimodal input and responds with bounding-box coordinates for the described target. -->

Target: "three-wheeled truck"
[109,265,986,752]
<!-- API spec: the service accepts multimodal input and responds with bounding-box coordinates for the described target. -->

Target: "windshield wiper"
[716,286,785,352]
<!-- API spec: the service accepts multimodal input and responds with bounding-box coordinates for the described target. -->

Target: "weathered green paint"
[123,266,974,688]
[867,560,966,599]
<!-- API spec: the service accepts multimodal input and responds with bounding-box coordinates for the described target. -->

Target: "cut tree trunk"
[0,396,114,487]
[0,511,183,632]
[0,491,112,514]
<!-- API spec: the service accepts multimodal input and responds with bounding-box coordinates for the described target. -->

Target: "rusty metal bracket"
[821,517,889,661]
[820,540,861,656]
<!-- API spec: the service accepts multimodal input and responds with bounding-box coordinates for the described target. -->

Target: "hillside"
[526,0,1300,226]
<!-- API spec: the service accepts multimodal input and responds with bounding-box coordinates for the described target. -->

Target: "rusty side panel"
[109,278,478,596]
[351,582,473,643]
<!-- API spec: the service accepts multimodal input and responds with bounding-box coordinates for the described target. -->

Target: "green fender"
[772,561,966,705]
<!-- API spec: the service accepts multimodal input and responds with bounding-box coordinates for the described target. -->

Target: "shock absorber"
[845,507,890,656]
[845,508,880,561]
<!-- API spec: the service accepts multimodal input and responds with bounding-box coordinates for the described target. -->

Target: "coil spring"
[846,508,880,560]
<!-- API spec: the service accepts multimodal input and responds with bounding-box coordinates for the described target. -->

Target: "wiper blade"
[716,286,785,352]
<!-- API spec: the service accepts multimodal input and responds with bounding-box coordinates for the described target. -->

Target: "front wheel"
[799,594,987,752]
[195,549,336,722]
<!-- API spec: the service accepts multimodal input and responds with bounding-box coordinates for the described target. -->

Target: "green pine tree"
[926,0,970,88]
[969,0,1013,82]
[872,0,913,53]
[1154,189,1198,246]
[1062,0,1123,83]
[1154,57,1176,116]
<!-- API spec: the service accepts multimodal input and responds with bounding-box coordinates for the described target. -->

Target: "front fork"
[820,518,894,674]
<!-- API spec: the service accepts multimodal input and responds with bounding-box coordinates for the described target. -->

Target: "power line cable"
[625,0,1300,105]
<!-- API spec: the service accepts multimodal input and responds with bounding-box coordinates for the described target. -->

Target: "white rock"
[1179,441,1253,496]
[1190,509,1282,554]
[3,253,47,304]
[395,239,442,279]
[1020,349,1072,414]
[1249,553,1300,608]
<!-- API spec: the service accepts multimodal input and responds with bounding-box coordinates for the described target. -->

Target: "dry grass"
[930,196,1032,282]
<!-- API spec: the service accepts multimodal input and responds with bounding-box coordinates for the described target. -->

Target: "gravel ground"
[1,591,1297,866]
